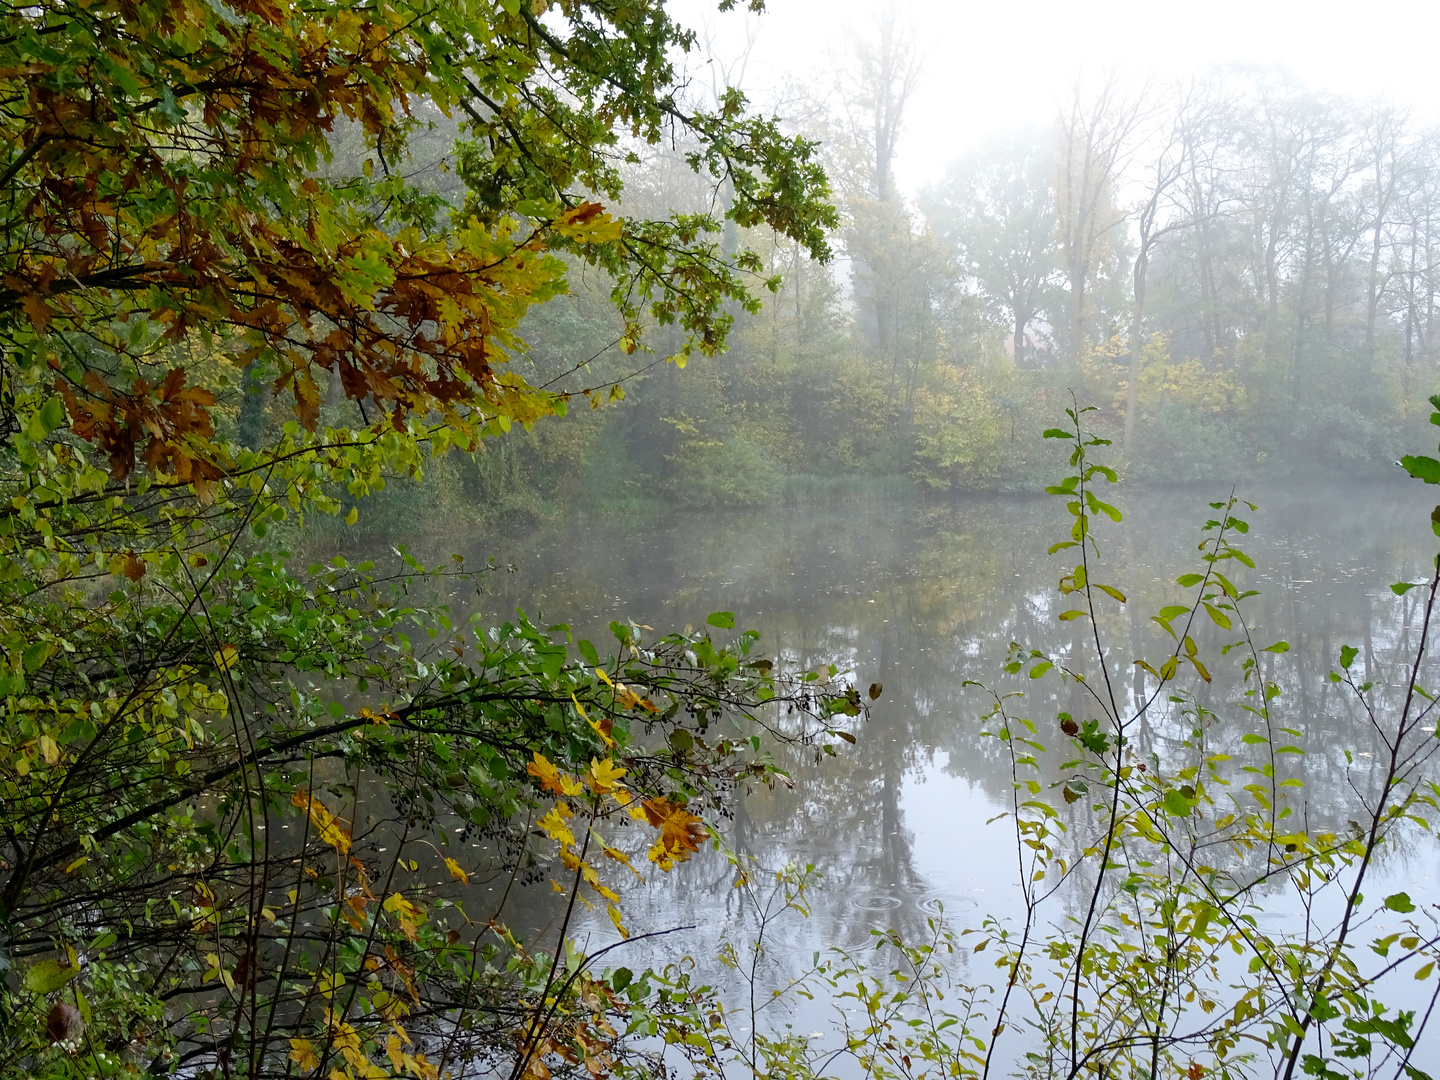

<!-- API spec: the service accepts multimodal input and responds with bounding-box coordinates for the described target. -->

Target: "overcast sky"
[672,0,1440,195]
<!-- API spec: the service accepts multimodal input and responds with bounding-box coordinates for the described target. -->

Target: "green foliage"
[0,0,849,1074]
[613,405,1440,1080]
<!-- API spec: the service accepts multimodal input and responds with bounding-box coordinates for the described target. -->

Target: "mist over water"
[394,480,1440,1066]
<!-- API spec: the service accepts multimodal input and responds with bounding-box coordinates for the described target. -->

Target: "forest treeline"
[328,49,1440,524]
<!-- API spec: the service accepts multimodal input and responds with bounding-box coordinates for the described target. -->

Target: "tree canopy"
[0,0,847,1076]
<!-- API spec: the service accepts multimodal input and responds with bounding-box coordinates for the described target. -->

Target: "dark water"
[397,481,1440,1064]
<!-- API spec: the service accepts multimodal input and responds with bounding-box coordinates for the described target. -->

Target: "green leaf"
[1163,788,1193,816]
[1262,641,1290,653]
[1095,583,1126,603]
[1176,573,1204,588]
[37,396,66,435]
[1057,610,1087,622]
[1393,581,1423,596]
[1401,455,1440,484]
[1203,602,1232,630]
[1041,428,1072,439]
[24,958,79,994]
[706,611,735,630]
[1029,661,1053,679]
[1089,497,1121,522]
[578,639,600,667]
[1340,645,1359,669]
[1385,892,1416,913]
[21,641,52,673]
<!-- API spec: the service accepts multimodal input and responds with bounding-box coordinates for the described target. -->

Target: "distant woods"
[360,45,1440,523]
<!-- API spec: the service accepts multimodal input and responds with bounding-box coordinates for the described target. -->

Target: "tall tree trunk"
[238,360,267,449]
[1123,249,1148,455]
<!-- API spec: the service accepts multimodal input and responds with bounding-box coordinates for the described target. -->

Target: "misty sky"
[676,0,1440,195]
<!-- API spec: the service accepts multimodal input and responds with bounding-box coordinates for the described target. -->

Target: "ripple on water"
[917,894,979,918]
[850,892,903,913]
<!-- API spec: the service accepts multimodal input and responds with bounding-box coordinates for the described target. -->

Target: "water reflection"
[397,482,1440,1011]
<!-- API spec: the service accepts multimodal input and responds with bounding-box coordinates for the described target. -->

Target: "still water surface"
[406,481,1440,1059]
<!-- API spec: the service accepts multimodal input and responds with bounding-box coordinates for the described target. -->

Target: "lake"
[400,479,1440,1070]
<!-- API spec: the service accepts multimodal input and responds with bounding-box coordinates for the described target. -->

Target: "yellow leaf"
[608,902,630,939]
[537,805,576,847]
[213,643,239,672]
[587,714,616,749]
[554,202,623,245]
[383,892,423,942]
[527,752,565,795]
[443,857,470,884]
[290,1038,320,1072]
[290,789,352,855]
[603,845,643,880]
[38,734,58,764]
[588,757,627,793]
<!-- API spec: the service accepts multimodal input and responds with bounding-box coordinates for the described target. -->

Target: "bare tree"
[1122,85,1223,453]
[1054,74,1145,365]
[1359,102,1412,363]
[834,4,922,361]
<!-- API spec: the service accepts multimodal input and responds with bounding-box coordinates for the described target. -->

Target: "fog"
[675,0,1440,194]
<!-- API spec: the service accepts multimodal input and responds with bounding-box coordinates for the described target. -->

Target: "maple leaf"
[537,804,576,848]
[588,757,627,793]
[289,1038,319,1072]
[527,751,587,796]
[527,752,564,794]
[641,799,707,871]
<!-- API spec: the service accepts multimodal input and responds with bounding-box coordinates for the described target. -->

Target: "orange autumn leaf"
[527,752,565,795]
[527,752,584,796]
[640,798,707,871]
[21,292,53,332]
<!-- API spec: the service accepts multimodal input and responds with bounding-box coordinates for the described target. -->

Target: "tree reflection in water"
[402,481,1440,1035]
